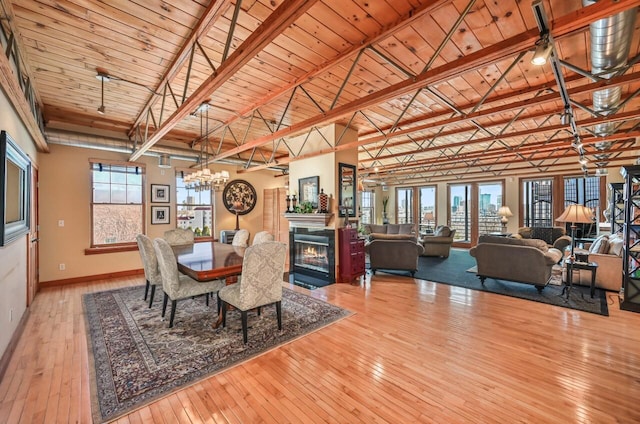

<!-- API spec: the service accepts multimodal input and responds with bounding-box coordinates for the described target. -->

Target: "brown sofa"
[421,225,456,258]
[365,223,416,237]
[469,235,564,292]
[515,226,572,252]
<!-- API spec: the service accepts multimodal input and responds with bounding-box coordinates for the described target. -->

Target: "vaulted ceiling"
[2,0,640,187]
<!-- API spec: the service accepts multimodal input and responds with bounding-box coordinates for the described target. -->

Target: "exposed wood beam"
[127,0,233,137]
[129,0,319,162]
[211,0,638,164]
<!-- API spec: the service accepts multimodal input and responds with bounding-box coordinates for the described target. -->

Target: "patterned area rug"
[83,286,352,423]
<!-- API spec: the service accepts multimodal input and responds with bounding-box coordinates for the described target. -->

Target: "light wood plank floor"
[1,272,640,423]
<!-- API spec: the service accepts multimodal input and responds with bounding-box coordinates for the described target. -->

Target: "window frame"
[175,170,215,240]
[88,159,145,252]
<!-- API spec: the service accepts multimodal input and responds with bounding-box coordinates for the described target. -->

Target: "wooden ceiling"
[2,0,640,185]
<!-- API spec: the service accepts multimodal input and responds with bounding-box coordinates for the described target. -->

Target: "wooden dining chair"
[153,238,226,328]
[136,234,163,308]
[218,241,287,343]
[252,231,274,245]
[163,228,194,246]
[231,229,250,247]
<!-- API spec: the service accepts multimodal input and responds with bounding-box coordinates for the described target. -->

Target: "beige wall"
[0,86,40,360]
[38,143,284,282]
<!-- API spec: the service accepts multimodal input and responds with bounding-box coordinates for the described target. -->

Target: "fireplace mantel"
[284,213,334,227]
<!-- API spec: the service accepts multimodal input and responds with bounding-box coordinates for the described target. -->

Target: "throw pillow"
[367,224,387,234]
[589,235,609,254]
[386,224,400,234]
[434,226,451,237]
[607,234,624,257]
[530,227,554,245]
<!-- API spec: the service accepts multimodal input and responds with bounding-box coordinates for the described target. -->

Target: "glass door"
[478,182,504,235]
[449,184,472,243]
[419,185,436,234]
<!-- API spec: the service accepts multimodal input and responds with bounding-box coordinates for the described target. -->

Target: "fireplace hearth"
[289,227,335,288]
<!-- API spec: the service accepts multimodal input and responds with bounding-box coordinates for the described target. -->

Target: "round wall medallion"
[222,180,257,215]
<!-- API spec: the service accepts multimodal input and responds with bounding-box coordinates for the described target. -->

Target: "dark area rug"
[377,249,609,316]
[83,286,352,423]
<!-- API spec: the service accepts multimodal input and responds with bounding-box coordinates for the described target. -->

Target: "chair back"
[153,238,181,296]
[163,228,194,246]
[237,241,287,310]
[232,229,250,247]
[136,234,162,285]
[252,231,275,245]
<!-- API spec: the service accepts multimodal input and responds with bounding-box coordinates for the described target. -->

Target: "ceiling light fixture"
[531,33,553,66]
[579,156,588,166]
[182,102,229,192]
[96,72,109,115]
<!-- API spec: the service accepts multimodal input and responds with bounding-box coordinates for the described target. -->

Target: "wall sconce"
[531,34,552,66]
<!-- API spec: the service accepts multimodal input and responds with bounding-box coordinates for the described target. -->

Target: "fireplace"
[289,227,335,288]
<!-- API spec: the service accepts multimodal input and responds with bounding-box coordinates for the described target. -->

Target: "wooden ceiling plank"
[129,0,320,161]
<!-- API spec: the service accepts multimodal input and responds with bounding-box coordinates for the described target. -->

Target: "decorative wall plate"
[222,179,257,215]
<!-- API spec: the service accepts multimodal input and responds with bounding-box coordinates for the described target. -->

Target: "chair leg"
[206,293,209,307]
[169,300,178,328]
[241,311,248,344]
[217,295,221,315]
[162,292,169,317]
[144,279,150,300]
[221,301,227,327]
[276,301,282,330]
[257,306,261,316]
[148,284,156,308]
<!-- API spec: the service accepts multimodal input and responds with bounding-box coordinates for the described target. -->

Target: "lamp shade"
[555,204,593,224]
[497,206,513,217]
[423,211,435,221]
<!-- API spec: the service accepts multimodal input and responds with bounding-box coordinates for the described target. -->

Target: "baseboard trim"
[40,269,144,288]
[0,308,30,383]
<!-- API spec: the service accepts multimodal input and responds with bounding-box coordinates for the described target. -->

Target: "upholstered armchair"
[232,229,250,247]
[252,231,275,245]
[153,238,226,328]
[421,225,456,258]
[218,241,287,343]
[163,228,195,246]
[366,236,425,277]
[136,234,163,308]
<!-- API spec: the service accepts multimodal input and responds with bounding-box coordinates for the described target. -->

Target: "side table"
[564,259,598,299]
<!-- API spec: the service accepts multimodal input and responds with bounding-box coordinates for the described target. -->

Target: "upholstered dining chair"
[231,229,250,247]
[153,238,226,328]
[163,228,195,246]
[136,234,163,308]
[252,230,274,245]
[218,241,287,344]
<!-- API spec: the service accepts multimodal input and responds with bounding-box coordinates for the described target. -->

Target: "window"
[564,175,600,238]
[522,178,553,227]
[360,190,374,225]
[396,187,413,224]
[418,185,436,233]
[91,162,144,246]
[176,172,213,237]
[478,182,503,234]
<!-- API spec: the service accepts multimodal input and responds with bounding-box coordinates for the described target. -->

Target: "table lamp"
[497,206,513,233]
[230,201,244,231]
[555,204,593,260]
[423,211,435,233]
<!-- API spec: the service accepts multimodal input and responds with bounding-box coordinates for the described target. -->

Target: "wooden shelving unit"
[620,166,640,312]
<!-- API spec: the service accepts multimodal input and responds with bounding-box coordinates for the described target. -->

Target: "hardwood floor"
[1,272,640,423]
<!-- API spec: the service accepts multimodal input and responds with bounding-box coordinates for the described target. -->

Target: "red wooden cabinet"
[338,228,365,283]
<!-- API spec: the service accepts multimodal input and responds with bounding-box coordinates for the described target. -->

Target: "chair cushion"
[386,224,400,234]
[398,224,415,234]
[589,235,610,254]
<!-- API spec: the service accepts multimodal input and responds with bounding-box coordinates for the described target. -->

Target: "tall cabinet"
[263,188,290,268]
[620,166,640,312]
[338,227,365,283]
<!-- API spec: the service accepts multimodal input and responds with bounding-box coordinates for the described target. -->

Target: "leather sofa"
[421,225,456,258]
[365,233,424,277]
[469,235,564,291]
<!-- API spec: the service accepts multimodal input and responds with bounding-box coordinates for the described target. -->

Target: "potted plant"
[382,196,390,224]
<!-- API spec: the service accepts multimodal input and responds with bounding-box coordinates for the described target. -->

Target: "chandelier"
[183,103,229,192]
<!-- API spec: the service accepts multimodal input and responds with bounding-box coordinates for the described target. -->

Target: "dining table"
[172,241,246,328]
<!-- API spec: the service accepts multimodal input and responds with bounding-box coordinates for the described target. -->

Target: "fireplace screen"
[294,237,330,274]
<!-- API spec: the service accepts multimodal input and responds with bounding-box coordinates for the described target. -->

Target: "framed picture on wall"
[298,176,319,209]
[151,184,170,203]
[151,206,170,224]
